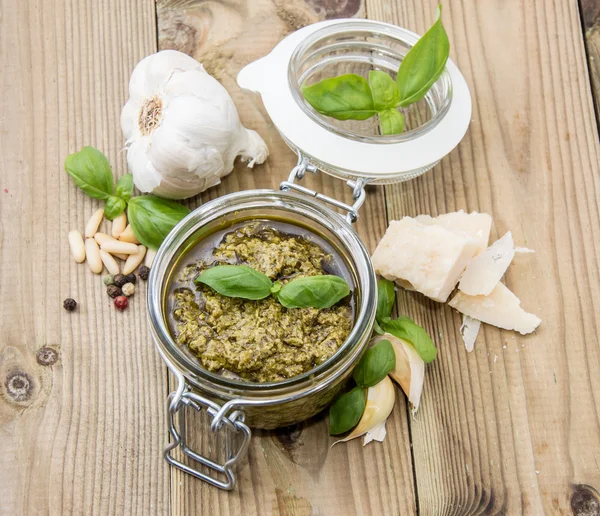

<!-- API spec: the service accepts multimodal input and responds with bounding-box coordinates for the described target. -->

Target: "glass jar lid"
[237,19,472,183]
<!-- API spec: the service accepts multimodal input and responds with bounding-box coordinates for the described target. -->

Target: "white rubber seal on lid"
[238,19,472,180]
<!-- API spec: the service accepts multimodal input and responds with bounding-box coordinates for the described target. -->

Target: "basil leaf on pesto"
[329,386,366,435]
[382,316,438,363]
[277,275,351,309]
[353,339,396,388]
[195,265,273,300]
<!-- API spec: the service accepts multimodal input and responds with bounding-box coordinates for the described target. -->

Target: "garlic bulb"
[121,50,268,199]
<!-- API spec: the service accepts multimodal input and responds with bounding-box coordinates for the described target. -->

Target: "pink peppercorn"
[114,295,129,310]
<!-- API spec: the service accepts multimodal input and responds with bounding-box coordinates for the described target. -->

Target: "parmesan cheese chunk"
[415,210,492,255]
[449,283,541,335]
[372,217,478,302]
[459,232,515,296]
[460,315,481,352]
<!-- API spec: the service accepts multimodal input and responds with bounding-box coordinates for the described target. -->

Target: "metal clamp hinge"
[164,377,251,491]
[280,156,369,224]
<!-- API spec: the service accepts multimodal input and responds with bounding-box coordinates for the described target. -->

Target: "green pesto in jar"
[167,221,355,383]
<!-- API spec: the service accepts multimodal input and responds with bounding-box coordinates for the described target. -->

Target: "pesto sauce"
[167,221,354,383]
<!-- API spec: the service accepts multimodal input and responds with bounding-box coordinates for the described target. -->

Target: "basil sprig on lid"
[301,5,449,135]
[194,265,351,309]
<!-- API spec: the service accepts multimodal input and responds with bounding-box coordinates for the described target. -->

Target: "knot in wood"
[36,347,58,366]
[5,371,33,402]
[571,485,600,516]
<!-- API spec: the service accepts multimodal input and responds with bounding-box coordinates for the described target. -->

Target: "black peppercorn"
[124,273,137,284]
[63,298,77,311]
[138,266,150,280]
[113,274,127,288]
[106,285,122,298]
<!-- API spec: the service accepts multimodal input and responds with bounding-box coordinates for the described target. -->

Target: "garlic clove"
[373,333,425,412]
[236,128,269,168]
[363,421,387,446]
[335,375,395,445]
[125,136,163,193]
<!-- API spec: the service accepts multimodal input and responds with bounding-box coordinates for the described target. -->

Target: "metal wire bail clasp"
[163,370,251,491]
[280,155,368,224]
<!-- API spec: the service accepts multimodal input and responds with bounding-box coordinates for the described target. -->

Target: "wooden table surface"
[2,0,600,514]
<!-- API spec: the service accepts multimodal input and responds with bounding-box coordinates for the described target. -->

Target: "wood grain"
[369,0,600,514]
[0,0,168,514]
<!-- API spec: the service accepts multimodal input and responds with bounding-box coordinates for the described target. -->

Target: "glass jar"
[149,17,471,491]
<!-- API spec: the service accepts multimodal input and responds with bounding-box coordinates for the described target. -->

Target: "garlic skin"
[335,375,395,445]
[121,50,268,200]
[373,333,425,413]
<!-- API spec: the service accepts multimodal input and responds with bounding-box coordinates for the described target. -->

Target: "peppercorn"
[114,295,129,310]
[122,282,135,297]
[124,273,137,284]
[138,265,150,280]
[106,285,122,298]
[103,274,115,286]
[63,298,77,311]
[113,273,127,288]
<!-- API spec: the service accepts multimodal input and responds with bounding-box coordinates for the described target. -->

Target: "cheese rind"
[372,217,478,302]
[415,210,492,255]
[459,231,515,296]
[449,283,541,335]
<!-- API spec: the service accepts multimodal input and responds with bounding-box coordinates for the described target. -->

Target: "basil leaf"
[127,195,190,250]
[396,5,450,107]
[302,74,377,121]
[329,386,366,435]
[382,316,438,363]
[64,146,114,200]
[277,275,351,309]
[353,339,396,388]
[376,278,396,323]
[194,265,273,300]
[368,70,400,110]
[379,109,405,135]
[104,196,126,220]
[115,173,133,201]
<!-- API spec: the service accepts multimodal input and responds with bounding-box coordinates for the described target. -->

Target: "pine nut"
[85,238,103,274]
[94,232,117,246]
[100,250,120,275]
[112,253,129,261]
[100,240,139,255]
[68,230,86,263]
[123,245,147,275]
[111,212,127,238]
[118,224,140,244]
[144,248,157,268]
[85,208,104,238]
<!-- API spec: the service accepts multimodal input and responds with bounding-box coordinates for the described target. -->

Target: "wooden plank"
[582,0,600,122]
[369,0,600,514]
[156,1,417,514]
[0,0,169,514]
